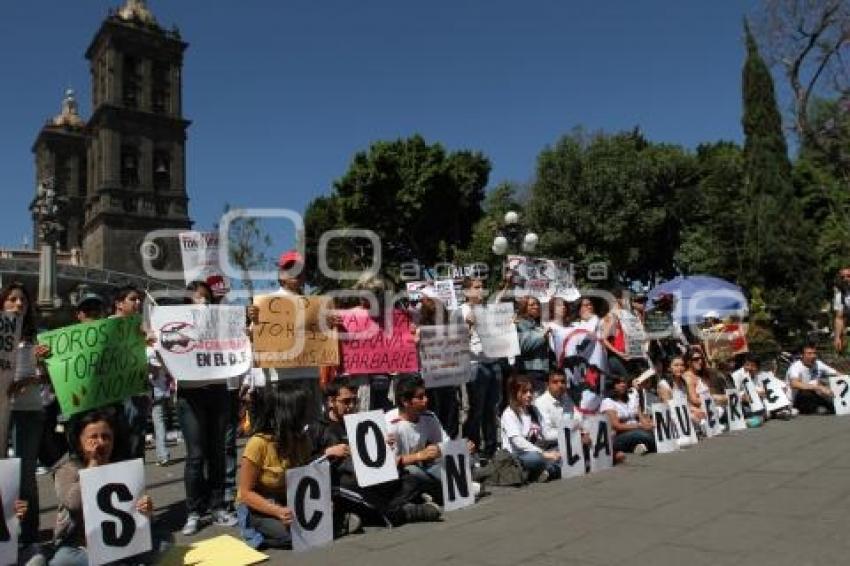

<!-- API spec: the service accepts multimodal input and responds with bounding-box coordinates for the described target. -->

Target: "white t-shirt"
[500,406,544,455]
[385,408,448,457]
[533,390,574,442]
[786,360,837,386]
[599,397,637,424]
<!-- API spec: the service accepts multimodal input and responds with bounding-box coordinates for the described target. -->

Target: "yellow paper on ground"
[183,534,268,565]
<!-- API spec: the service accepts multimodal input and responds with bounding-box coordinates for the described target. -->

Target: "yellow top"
[236,433,311,504]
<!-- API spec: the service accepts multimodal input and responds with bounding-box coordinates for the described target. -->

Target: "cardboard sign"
[419,325,471,387]
[252,295,339,369]
[80,459,151,566]
[505,256,577,302]
[726,389,747,431]
[151,305,251,381]
[741,377,765,413]
[339,309,418,375]
[38,316,148,417]
[557,417,586,479]
[671,397,698,447]
[286,460,332,552]
[586,415,613,472]
[439,439,475,512]
[179,231,230,298]
[0,459,20,565]
[471,304,520,359]
[619,311,646,360]
[344,410,399,487]
[652,403,679,454]
[0,313,21,377]
[829,375,850,416]
[759,373,791,412]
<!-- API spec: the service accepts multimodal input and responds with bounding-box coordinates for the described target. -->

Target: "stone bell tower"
[82,0,192,276]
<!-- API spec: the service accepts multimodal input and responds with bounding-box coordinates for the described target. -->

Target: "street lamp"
[29,177,68,310]
[492,211,538,255]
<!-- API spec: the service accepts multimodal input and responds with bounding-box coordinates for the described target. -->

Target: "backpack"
[481,449,526,487]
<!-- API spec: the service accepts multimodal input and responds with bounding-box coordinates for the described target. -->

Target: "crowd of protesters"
[0,251,847,564]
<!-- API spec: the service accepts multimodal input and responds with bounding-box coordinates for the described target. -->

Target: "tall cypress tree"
[741,20,819,335]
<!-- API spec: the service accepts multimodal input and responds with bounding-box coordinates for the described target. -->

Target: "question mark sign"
[840,379,849,407]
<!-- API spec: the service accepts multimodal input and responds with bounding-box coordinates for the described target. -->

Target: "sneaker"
[633,443,649,456]
[420,492,434,504]
[156,458,171,467]
[790,407,800,417]
[20,543,47,566]
[182,513,202,536]
[35,466,49,476]
[335,512,363,537]
[536,469,549,483]
[212,508,237,527]
[401,502,442,523]
[472,481,482,498]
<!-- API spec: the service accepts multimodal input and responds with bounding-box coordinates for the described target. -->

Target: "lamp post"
[491,211,538,256]
[30,177,68,311]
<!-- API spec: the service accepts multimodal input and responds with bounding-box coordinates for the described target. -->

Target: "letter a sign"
[80,459,151,566]
[287,460,333,552]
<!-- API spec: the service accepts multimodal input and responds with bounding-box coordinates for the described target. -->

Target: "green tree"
[305,135,490,285]
[526,128,697,285]
[741,21,821,334]
[219,204,273,299]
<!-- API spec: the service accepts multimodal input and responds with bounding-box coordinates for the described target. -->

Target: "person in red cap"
[277,250,306,294]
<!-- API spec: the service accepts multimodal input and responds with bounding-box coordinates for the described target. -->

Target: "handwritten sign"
[179,231,230,298]
[38,316,147,417]
[619,311,646,360]
[472,304,520,359]
[252,295,339,369]
[419,325,471,387]
[0,313,21,391]
[339,309,418,375]
[151,305,251,381]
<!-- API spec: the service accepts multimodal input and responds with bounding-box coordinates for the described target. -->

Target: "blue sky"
[1,0,762,251]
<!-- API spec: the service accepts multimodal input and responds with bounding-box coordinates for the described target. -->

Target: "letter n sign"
[80,459,151,566]
[287,460,332,552]
[440,439,474,512]
[344,410,399,487]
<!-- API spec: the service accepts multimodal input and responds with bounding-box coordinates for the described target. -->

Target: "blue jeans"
[178,385,230,514]
[516,450,561,481]
[124,395,150,461]
[11,410,43,544]
[151,398,171,463]
[224,389,240,505]
[237,503,292,549]
[49,545,88,566]
[463,361,502,456]
[613,429,656,453]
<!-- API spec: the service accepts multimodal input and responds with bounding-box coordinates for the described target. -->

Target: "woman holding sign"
[2,281,50,563]
[515,297,552,396]
[236,385,313,549]
[51,410,153,566]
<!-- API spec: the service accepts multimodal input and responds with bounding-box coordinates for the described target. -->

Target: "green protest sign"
[37,315,148,417]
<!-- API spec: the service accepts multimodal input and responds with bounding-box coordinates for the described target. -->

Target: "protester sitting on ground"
[533,371,574,447]
[415,287,461,439]
[51,410,154,566]
[387,375,476,503]
[787,343,837,415]
[515,296,551,395]
[731,354,766,408]
[178,281,237,536]
[461,276,504,460]
[658,356,706,422]
[601,376,656,455]
[500,375,561,482]
[683,348,718,426]
[237,384,314,549]
[311,379,441,527]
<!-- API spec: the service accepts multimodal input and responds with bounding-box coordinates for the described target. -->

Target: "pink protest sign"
[339,308,419,375]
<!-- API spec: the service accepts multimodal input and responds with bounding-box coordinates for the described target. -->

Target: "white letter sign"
[830,375,850,416]
[652,403,679,454]
[344,410,399,487]
[557,417,586,479]
[286,459,332,552]
[80,459,151,566]
[439,439,475,512]
[586,415,613,472]
[726,389,747,431]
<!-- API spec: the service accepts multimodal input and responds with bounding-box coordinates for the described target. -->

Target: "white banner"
[586,415,613,472]
[287,460,333,552]
[702,397,723,438]
[829,375,850,416]
[652,403,679,454]
[725,389,747,431]
[759,372,791,412]
[80,459,151,566]
[619,311,646,360]
[472,304,520,359]
[439,439,475,512]
[419,325,471,388]
[344,411,399,488]
[434,279,460,312]
[557,417,586,479]
[178,231,230,297]
[505,256,577,302]
[0,458,20,566]
[152,305,252,382]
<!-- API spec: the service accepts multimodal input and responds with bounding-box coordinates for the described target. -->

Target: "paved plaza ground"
[35,414,850,565]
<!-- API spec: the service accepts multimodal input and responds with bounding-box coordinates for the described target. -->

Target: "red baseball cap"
[278,250,304,268]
